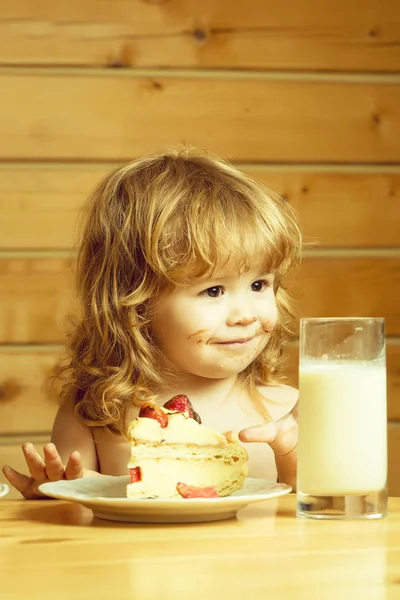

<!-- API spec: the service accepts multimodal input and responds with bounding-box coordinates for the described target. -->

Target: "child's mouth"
[216,337,253,345]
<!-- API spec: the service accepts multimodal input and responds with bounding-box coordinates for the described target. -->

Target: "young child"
[3,147,301,499]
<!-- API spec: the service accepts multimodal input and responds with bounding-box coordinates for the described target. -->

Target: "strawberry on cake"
[127,395,248,499]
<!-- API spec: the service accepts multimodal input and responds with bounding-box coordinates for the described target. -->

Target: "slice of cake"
[127,395,248,499]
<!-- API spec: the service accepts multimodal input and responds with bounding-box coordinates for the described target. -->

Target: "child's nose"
[227,299,257,327]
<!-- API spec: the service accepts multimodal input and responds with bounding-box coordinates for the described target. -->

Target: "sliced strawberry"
[176,482,219,498]
[163,395,202,424]
[164,395,193,415]
[139,402,168,428]
[130,466,141,483]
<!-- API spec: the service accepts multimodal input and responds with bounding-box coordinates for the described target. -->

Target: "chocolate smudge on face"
[187,329,207,340]
[187,328,213,345]
[261,320,275,335]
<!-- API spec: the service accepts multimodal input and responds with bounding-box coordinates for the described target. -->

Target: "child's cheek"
[261,319,276,334]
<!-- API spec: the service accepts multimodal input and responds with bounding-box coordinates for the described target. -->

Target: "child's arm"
[239,402,298,490]
[2,394,101,499]
[51,393,99,472]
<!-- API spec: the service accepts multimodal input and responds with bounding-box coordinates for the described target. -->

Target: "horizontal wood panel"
[2,166,400,250]
[0,166,97,250]
[388,425,400,496]
[1,256,399,343]
[1,0,399,71]
[2,74,400,162]
[0,256,76,344]
[256,170,400,249]
[0,427,399,498]
[293,257,400,331]
[0,349,60,435]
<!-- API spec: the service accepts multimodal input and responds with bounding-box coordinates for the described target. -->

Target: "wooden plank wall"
[1,0,399,498]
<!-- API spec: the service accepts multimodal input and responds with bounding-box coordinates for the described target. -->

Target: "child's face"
[150,267,278,380]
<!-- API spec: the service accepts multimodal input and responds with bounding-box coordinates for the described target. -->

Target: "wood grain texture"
[1,0,399,71]
[0,349,61,435]
[0,166,98,250]
[1,255,399,343]
[292,256,400,332]
[0,256,75,343]
[253,169,400,248]
[2,165,400,249]
[388,424,400,496]
[1,73,400,162]
[1,497,400,600]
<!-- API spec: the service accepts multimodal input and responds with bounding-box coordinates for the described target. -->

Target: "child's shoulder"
[257,382,298,421]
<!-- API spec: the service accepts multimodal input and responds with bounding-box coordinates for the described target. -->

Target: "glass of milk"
[297,317,387,519]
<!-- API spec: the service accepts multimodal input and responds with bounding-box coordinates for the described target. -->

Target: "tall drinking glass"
[297,317,387,519]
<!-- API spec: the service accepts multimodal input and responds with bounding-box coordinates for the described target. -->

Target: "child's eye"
[251,279,270,292]
[202,286,224,298]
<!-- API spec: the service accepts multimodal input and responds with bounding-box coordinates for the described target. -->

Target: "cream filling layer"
[127,457,248,498]
[128,412,228,446]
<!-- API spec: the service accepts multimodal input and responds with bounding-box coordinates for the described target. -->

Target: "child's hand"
[2,442,84,499]
[239,402,298,490]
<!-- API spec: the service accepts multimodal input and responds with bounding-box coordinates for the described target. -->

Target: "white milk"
[298,361,387,496]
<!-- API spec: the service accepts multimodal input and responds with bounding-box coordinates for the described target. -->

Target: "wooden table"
[1,495,400,600]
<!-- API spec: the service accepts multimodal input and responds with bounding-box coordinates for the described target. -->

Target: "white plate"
[0,483,9,498]
[39,476,291,523]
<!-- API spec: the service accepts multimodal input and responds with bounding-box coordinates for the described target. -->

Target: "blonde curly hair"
[61,148,302,433]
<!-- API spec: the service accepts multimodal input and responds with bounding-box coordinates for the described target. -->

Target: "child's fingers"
[64,451,84,480]
[22,442,47,480]
[239,416,297,456]
[239,421,279,444]
[2,464,18,486]
[43,443,65,481]
[239,421,298,488]
[2,465,37,499]
[272,423,298,457]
